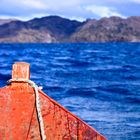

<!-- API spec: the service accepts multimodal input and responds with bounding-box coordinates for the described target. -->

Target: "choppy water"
[0,43,140,140]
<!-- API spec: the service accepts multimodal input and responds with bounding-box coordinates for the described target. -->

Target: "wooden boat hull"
[0,62,106,140]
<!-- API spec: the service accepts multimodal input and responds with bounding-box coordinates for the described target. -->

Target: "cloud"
[130,0,140,4]
[85,5,125,18]
[2,0,46,9]
[20,0,46,9]
[0,0,139,20]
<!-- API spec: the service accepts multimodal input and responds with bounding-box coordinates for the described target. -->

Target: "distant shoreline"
[0,42,140,45]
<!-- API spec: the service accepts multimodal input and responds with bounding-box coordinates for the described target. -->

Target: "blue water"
[0,43,140,140]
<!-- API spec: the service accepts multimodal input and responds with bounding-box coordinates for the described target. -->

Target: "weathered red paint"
[0,62,107,140]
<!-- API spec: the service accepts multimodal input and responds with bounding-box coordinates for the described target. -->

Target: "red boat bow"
[0,62,106,140]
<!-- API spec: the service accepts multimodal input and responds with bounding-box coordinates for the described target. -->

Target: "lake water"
[0,43,140,140]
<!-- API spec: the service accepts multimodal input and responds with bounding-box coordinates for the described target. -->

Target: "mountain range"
[0,15,140,43]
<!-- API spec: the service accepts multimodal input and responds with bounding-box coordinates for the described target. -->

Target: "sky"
[0,0,140,21]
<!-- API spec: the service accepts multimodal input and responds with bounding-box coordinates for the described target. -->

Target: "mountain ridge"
[0,19,17,25]
[0,15,140,43]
